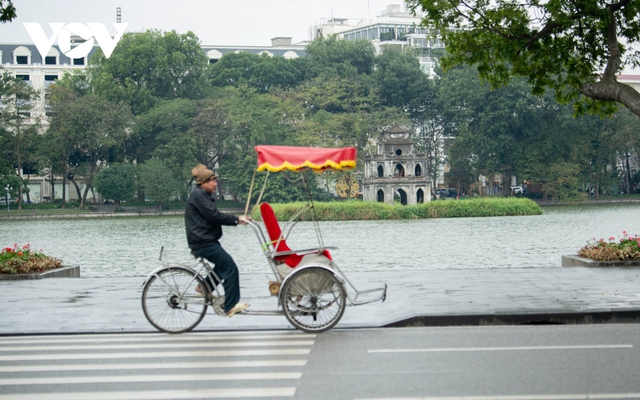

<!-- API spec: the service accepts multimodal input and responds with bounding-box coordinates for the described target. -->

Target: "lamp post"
[5,184,10,214]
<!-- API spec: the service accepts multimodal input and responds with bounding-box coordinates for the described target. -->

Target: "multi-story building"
[311,4,444,77]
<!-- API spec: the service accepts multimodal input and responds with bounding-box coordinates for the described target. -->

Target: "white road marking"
[0,332,310,399]
[368,344,633,353]
[0,333,316,344]
[0,348,311,361]
[0,387,296,399]
[0,339,314,351]
[0,359,308,372]
[0,372,302,386]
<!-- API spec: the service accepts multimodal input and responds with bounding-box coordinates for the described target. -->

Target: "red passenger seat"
[260,203,331,268]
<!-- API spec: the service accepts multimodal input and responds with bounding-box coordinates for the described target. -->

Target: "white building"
[311,4,444,77]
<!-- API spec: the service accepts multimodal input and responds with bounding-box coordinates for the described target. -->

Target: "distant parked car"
[436,188,458,199]
[0,198,17,205]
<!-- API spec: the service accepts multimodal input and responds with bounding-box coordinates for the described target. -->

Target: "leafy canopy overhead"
[406,0,640,117]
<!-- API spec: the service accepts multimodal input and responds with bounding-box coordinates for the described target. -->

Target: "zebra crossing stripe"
[0,387,297,399]
[0,359,308,373]
[0,339,315,351]
[0,372,303,386]
[0,348,311,362]
[0,333,316,344]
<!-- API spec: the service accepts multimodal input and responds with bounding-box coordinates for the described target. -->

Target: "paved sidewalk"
[1,267,640,335]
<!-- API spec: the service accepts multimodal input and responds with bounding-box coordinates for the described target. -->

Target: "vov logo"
[24,22,128,60]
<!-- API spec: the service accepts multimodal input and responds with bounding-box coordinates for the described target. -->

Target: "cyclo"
[141,145,387,333]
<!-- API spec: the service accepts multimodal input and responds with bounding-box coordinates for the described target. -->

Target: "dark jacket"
[185,186,238,249]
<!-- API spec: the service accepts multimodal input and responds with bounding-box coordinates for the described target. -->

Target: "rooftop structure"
[311,4,444,77]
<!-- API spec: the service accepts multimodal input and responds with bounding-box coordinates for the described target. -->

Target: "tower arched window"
[394,164,405,177]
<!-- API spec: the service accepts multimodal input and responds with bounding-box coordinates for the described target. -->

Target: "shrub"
[0,244,63,274]
[250,198,542,221]
[577,231,640,261]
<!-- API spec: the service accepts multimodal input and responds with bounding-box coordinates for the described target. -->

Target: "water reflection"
[1,204,639,277]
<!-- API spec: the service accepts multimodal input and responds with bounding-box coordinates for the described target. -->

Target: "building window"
[44,75,58,87]
[209,59,218,64]
[16,74,30,81]
[377,189,384,202]
[16,55,28,64]
[396,149,402,156]
[45,56,57,65]
[73,58,85,66]
[377,165,384,178]
[415,164,422,177]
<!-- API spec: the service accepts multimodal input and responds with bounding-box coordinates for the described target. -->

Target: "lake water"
[1,204,639,278]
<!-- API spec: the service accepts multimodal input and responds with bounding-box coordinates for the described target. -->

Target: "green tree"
[152,97,232,198]
[0,71,40,209]
[304,36,376,78]
[137,157,182,211]
[88,30,209,115]
[128,98,197,164]
[47,88,133,209]
[374,46,433,110]
[0,0,16,22]
[437,65,586,195]
[407,0,640,117]
[208,52,303,92]
[42,82,82,208]
[93,163,136,205]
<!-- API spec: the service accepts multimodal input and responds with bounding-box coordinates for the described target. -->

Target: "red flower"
[17,251,23,256]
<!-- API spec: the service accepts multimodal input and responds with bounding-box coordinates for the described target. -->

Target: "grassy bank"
[251,197,543,221]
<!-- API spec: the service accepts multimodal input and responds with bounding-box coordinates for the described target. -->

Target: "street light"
[5,184,11,214]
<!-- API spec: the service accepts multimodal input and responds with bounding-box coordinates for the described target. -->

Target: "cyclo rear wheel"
[141,266,207,333]
[280,267,346,333]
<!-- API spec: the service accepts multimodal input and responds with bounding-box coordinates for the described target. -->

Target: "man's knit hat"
[192,164,217,184]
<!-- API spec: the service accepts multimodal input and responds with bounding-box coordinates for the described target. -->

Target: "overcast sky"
[0,0,401,46]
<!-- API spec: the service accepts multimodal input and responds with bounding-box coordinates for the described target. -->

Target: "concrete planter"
[0,265,80,280]
[562,255,640,267]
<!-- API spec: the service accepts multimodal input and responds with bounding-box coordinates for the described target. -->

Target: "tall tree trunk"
[70,177,82,201]
[49,168,55,205]
[61,167,67,209]
[80,163,97,210]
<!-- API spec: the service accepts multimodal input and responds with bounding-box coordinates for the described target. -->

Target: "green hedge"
[251,197,543,221]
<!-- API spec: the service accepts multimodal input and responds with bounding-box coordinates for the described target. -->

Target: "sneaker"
[226,303,250,318]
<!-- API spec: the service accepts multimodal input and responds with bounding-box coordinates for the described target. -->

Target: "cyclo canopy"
[255,145,357,173]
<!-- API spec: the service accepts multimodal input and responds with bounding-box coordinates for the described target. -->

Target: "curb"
[0,265,81,280]
[562,255,640,267]
[383,310,640,328]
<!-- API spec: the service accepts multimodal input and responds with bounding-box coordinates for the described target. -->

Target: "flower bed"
[0,244,62,275]
[577,231,640,261]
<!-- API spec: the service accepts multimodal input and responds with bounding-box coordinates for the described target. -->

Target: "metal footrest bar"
[238,309,285,316]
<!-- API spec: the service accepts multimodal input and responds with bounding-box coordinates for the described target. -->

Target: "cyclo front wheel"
[280,267,346,333]
[141,266,207,334]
